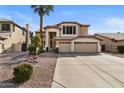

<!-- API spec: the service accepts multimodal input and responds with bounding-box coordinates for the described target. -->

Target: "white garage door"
[58,41,71,52]
[74,42,97,52]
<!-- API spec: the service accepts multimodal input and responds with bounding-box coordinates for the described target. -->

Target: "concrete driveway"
[52,53,124,88]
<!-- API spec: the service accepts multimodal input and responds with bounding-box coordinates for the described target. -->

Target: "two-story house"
[43,21,101,53]
[0,19,30,53]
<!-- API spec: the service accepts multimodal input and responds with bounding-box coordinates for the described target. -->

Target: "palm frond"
[43,5,54,16]
[31,5,54,16]
[31,5,37,9]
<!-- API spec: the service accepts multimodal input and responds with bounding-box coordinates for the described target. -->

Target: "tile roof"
[54,37,73,40]
[95,33,124,41]
[44,21,90,29]
[44,25,59,29]
[54,35,102,41]
[55,21,90,27]
[0,19,12,22]
[0,18,27,32]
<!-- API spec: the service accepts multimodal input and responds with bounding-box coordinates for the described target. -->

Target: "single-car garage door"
[74,42,97,52]
[58,41,71,52]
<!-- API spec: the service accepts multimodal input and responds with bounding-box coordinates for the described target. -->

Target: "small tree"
[28,36,40,55]
[31,5,54,50]
[32,36,40,48]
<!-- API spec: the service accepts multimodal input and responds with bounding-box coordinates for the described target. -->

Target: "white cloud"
[30,23,39,31]
[13,11,39,32]
[104,17,124,29]
[60,10,78,16]
[14,11,33,22]
[0,11,38,32]
[0,14,13,20]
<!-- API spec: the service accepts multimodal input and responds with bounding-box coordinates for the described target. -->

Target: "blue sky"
[0,5,124,34]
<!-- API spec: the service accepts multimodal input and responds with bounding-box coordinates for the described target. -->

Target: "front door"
[101,44,106,51]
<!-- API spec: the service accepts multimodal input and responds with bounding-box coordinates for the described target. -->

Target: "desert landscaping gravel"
[0,53,58,88]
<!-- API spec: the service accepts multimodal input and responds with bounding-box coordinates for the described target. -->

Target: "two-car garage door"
[58,41,98,53]
[74,42,97,52]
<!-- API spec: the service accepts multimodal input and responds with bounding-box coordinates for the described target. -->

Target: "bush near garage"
[117,46,124,53]
[13,64,33,83]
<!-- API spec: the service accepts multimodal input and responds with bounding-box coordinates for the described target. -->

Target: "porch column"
[45,31,49,50]
[56,30,59,37]
[97,42,101,52]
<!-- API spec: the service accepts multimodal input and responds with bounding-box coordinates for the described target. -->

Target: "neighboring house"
[42,21,101,53]
[0,19,31,53]
[95,33,124,52]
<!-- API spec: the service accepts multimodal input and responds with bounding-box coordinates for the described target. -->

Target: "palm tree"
[31,5,54,49]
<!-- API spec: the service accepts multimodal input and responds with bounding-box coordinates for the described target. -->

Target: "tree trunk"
[40,13,43,49]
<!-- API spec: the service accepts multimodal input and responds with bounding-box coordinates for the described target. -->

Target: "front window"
[2,24,10,31]
[63,26,76,34]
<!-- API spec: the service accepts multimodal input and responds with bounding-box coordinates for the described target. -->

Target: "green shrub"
[13,64,33,83]
[28,36,41,55]
[117,46,124,53]
[28,45,36,55]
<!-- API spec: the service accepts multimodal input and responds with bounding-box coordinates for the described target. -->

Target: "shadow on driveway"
[59,52,101,57]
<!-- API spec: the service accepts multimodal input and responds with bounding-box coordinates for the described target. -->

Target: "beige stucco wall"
[101,40,117,52]
[12,26,26,44]
[96,35,124,52]
[96,35,116,52]
[79,26,88,35]
[12,42,22,52]
[118,41,124,46]
[0,23,27,53]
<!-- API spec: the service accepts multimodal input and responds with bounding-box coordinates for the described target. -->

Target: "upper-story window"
[63,26,76,34]
[2,24,10,31]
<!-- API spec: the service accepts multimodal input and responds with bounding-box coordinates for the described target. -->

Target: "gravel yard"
[0,52,58,88]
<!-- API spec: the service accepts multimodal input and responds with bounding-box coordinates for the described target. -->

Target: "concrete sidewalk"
[52,53,124,88]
